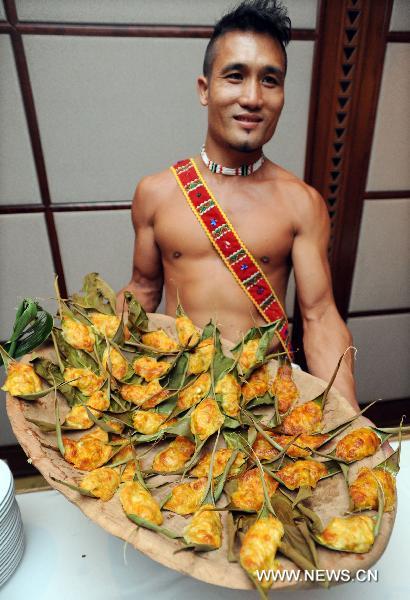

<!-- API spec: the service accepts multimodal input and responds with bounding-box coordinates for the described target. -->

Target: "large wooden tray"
[6,313,396,591]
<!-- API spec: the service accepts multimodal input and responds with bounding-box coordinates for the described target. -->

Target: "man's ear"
[197,75,209,106]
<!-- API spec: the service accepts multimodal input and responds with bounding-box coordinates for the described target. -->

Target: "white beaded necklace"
[200,145,265,176]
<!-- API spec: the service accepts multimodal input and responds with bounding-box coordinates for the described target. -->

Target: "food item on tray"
[1,362,42,396]
[183,504,222,549]
[240,516,284,590]
[315,515,375,553]
[335,427,381,462]
[152,436,195,473]
[269,358,299,414]
[349,467,396,511]
[3,273,401,597]
[276,459,328,490]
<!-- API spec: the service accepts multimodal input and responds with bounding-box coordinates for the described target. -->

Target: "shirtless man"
[117,0,358,410]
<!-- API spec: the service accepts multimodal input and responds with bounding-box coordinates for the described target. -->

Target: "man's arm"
[116,177,164,313]
[291,184,358,411]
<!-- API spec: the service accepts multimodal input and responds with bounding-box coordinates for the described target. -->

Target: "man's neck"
[203,136,263,169]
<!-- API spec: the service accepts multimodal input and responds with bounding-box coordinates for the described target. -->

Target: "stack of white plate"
[0,460,24,587]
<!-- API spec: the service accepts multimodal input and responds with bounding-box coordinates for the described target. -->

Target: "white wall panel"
[0,36,41,205]
[348,314,410,404]
[16,0,317,28]
[390,0,410,31]
[24,36,312,203]
[265,41,314,179]
[24,36,208,203]
[366,44,410,191]
[350,199,410,311]
[0,1,5,20]
[0,214,56,340]
[54,210,134,295]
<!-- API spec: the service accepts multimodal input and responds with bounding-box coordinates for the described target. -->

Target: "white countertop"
[2,442,409,600]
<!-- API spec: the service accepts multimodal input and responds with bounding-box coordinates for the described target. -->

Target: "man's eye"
[263,76,278,86]
[226,73,242,80]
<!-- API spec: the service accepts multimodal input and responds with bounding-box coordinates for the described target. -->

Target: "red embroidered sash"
[171,158,292,358]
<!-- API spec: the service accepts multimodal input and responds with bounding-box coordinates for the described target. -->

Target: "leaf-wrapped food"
[120,481,163,526]
[183,504,222,550]
[190,397,224,440]
[152,436,195,473]
[79,467,120,501]
[230,468,278,512]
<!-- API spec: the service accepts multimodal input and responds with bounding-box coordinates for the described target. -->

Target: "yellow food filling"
[152,436,195,473]
[175,315,200,348]
[335,427,380,463]
[231,468,278,512]
[80,467,120,501]
[177,373,211,410]
[317,515,375,553]
[63,367,105,397]
[183,504,222,548]
[2,362,42,396]
[133,356,171,382]
[141,330,179,352]
[190,397,224,440]
[120,481,163,526]
[190,448,246,478]
[277,459,328,489]
[102,347,128,380]
[187,339,215,375]
[120,379,163,406]
[349,467,396,511]
[240,516,284,589]
[215,373,241,417]
[281,401,322,435]
[62,317,95,352]
[132,410,167,435]
[163,477,207,515]
[270,362,299,414]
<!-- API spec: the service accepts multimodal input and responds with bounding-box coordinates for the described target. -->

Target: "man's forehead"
[211,30,285,72]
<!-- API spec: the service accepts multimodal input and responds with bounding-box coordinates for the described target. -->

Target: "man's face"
[198,31,286,153]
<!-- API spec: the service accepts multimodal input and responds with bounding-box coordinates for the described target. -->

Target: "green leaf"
[71,272,116,315]
[127,514,181,540]
[213,449,240,502]
[53,328,98,372]
[246,391,275,409]
[312,346,356,410]
[55,392,65,457]
[50,476,97,498]
[223,416,241,429]
[166,353,189,389]
[124,291,149,332]
[32,357,85,407]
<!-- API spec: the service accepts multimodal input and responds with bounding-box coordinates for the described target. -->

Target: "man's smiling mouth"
[234,114,263,123]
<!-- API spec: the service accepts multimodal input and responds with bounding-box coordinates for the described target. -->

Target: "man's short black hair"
[203,0,291,77]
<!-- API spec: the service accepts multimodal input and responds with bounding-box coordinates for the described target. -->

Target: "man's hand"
[291,184,359,411]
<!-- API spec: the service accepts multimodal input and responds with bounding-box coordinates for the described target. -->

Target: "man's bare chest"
[154,185,294,267]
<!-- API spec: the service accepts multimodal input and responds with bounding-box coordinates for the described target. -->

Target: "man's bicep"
[131,222,163,287]
[291,191,334,318]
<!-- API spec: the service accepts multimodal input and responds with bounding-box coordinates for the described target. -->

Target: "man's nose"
[239,79,263,110]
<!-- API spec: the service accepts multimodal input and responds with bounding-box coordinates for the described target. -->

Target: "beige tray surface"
[6,313,396,591]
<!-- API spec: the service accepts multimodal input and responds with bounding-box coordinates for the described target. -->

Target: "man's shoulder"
[135,167,178,199]
[268,162,324,209]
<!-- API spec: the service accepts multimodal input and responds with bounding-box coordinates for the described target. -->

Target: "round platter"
[6,313,396,591]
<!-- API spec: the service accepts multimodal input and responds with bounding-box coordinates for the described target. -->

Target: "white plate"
[0,522,23,565]
[0,535,24,586]
[0,461,13,508]
[0,488,15,520]
[0,517,22,556]
[0,505,19,546]
[0,529,24,572]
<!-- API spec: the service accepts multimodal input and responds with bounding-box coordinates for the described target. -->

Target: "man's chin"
[228,140,262,154]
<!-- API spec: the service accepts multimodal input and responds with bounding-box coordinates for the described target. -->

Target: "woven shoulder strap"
[171,158,292,358]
